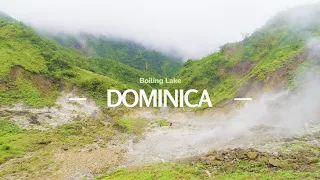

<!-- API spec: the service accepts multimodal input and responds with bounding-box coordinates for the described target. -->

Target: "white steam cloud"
[207,37,320,141]
[0,0,318,60]
[125,3,320,162]
[138,41,320,160]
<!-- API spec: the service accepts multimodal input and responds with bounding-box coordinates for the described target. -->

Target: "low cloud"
[0,0,318,59]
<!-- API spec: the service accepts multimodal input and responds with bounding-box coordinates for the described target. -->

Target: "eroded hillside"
[0,4,320,180]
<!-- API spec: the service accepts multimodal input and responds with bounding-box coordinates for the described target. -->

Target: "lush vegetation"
[51,33,182,77]
[0,19,162,107]
[2,8,318,109]
[156,119,170,127]
[114,118,147,136]
[0,68,60,107]
[98,156,319,180]
[97,163,204,180]
[1,6,320,179]
[172,17,316,109]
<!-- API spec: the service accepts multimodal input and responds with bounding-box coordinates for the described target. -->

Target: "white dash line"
[234,98,252,101]
[68,98,87,101]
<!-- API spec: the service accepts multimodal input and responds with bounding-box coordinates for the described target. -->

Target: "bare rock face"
[306,157,318,164]
[193,145,319,174]
[268,158,281,167]
[28,114,40,125]
[205,155,217,165]
[247,151,259,160]
[236,149,246,159]
[62,145,69,151]
[0,92,101,129]
[201,148,265,165]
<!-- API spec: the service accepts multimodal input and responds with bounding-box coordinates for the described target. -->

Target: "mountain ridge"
[172,4,320,109]
[48,32,182,77]
[0,4,320,180]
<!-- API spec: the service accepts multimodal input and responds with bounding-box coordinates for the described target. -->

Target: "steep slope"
[0,20,157,107]
[0,12,14,22]
[50,33,182,77]
[173,4,320,109]
[0,4,320,180]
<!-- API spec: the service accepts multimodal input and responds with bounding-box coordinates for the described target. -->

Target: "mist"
[130,61,320,162]
[201,38,320,145]
[132,12,320,161]
[137,42,320,160]
[217,4,320,135]
[0,0,318,60]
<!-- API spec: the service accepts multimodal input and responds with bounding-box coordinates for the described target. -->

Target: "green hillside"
[0,20,158,107]
[172,4,320,109]
[50,33,182,77]
[1,5,319,109]
[0,4,320,180]
[0,12,14,22]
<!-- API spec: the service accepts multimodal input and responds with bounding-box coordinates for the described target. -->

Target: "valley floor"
[0,100,319,179]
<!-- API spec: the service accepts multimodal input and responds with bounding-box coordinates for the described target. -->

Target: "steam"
[130,12,320,162]
[205,38,320,142]
[203,3,320,140]
[125,3,320,162]
[131,66,320,162]
[0,0,317,60]
[149,44,320,159]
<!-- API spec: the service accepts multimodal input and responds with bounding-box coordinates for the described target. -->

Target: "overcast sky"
[0,0,318,60]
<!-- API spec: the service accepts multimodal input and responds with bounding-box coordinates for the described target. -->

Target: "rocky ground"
[0,92,100,129]
[0,94,319,179]
[123,107,320,167]
[181,145,319,179]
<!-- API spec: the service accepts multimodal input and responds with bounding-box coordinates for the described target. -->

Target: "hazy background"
[0,0,318,60]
